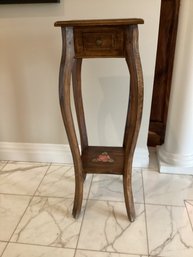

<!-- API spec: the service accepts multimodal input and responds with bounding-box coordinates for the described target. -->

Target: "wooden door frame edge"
[148,0,181,146]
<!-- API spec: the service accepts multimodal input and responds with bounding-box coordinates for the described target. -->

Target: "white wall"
[0,1,161,160]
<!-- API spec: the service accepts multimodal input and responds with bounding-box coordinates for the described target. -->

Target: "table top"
[54,18,144,27]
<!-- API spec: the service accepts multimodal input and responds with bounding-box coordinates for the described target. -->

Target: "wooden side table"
[55,19,144,222]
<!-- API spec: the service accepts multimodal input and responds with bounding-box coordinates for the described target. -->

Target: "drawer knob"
[96,39,102,46]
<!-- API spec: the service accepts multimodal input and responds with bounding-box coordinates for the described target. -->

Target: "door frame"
[148,0,181,146]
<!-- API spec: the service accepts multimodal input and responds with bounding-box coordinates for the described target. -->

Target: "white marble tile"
[185,200,193,229]
[78,200,148,255]
[143,170,193,206]
[2,243,75,257]
[88,169,144,203]
[36,165,92,198]
[0,242,7,255]
[11,197,85,248]
[75,249,146,257]
[146,204,193,257]
[0,162,49,195]
[0,161,7,171]
[0,194,31,241]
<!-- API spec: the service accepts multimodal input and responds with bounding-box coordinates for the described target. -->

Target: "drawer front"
[74,27,125,58]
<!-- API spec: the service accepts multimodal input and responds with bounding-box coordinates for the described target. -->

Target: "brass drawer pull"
[96,39,102,46]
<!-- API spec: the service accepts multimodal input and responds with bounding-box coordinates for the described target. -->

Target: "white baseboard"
[133,146,149,168]
[0,142,73,164]
[157,146,193,175]
[0,142,149,168]
[158,159,193,175]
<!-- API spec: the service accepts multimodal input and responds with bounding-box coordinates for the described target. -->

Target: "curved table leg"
[59,27,84,218]
[123,171,135,222]
[72,58,88,181]
[123,25,144,221]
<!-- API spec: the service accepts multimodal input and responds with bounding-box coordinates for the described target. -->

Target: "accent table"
[55,19,144,222]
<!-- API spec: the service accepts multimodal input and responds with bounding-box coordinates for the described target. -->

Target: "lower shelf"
[81,146,124,175]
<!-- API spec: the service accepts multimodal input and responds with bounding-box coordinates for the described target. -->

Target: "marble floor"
[0,149,193,257]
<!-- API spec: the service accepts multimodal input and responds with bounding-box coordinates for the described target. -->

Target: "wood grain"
[72,58,88,151]
[59,27,84,218]
[123,25,144,221]
[148,0,181,146]
[55,19,144,27]
[74,27,125,58]
[56,19,144,221]
[82,146,124,175]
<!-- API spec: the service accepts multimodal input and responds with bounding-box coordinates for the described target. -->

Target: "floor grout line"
[80,198,145,205]
[0,242,8,257]
[0,241,78,257]
[1,240,77,250]
[30,162,52,197]
[0,196,34,256]
[0,162,52,256]
[0,193,146,206]
[184,200,193,232]
[0,193,35,198]
[74,174,94,256]
[144,202,187,208]
[0,240,152,257]
[0,163,52,256]
[2,159,193,256]
[0,161,8,172]
[6,160,51,165]
[74,246,149,256]
[141,169,150,257]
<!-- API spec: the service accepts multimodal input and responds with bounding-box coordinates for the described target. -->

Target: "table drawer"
[74,27,125,58]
